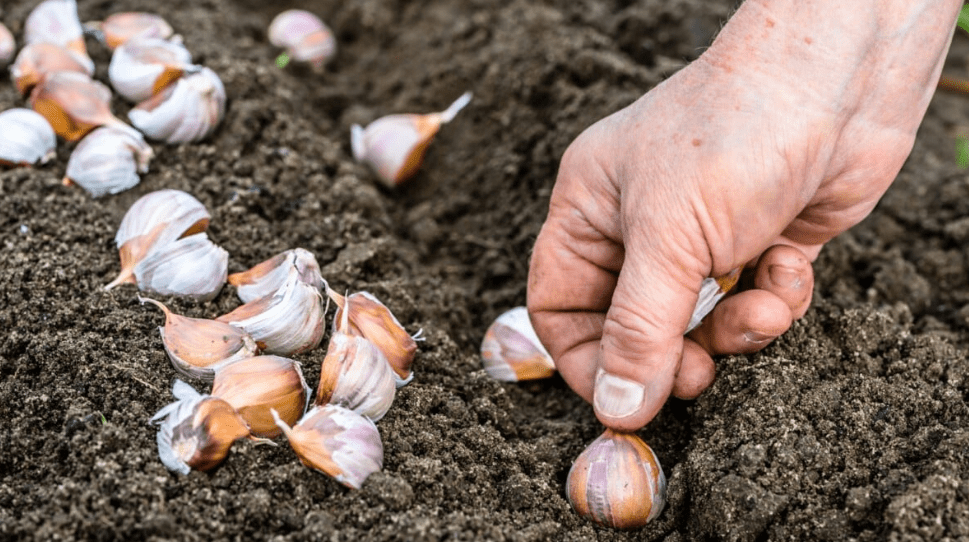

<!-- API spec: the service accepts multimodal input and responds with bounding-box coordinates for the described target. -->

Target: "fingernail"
[768,264,801,289]
[744,331,774,345]
[593,368,645,419]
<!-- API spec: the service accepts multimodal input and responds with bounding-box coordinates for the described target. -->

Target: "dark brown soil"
[2,0,969,540]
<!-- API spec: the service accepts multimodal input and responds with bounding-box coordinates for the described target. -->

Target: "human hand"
[527,0,960,431]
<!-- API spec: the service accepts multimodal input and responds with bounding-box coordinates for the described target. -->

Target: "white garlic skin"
[316,331,397,422]
[268,10,336,68]
[109,37,195,103]
[11,42,94,96]
[129,67,225,144]
[0,108,56,166]
[211,355,311,439]
[0,23,15,66]
[64,125,153,197]
[686,268,742,332]
[480,306,555,382]
[134,232,228,301]
[230,248,325,304]
[25,0,90,64]
[115,189,210,249]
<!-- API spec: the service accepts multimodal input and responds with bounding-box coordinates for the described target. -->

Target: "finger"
[689,288,793,355]
[753,244,814,319]
[671,339,715,400]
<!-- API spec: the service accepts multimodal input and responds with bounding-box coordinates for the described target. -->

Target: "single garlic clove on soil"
[63,124,153,197]
[128,66,225,144]
[211,355,310,438]
[29,70,127,142]
[133,232,228,301]
[271,404,383,489]
[25,0,91,65]
[268,9,336,69]
[480,306,555,382]
[0,108,57,167]
[228,248,325,303]
[351,91,472,187]
[87,12,174,50]
[10,42,94,96]
[109,37,197,103]
[567,429,667,530]
[0,23,16,66]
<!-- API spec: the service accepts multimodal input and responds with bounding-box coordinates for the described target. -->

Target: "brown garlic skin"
[11,42,93,96]
[91,12,174,50]
[480,306,555,382]
[210,355,310,438]
[29,71,131,142]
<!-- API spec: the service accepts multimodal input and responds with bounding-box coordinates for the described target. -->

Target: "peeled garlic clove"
[0,23,16,66]
[0,108,56,167]
[567,430,667,529]
[63,125,153,197]
[24,0,91,65]
[686,268,742,332]
[129,66,225,144]
[271,404,382,489]
[109,37,197,103]
[151,379,251,474]
[480,306,555,382]
[29,70,127,142]
[10,42,94,96]
[88,12,174,50]
[229,248,325,303]
[268,10,336,69]
[133,232,228,301]
[351,91,472,187]
[211,355,310,438]
[140,297,259,381]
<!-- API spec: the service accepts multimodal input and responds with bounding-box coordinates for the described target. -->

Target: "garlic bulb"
[129,67,225,144]
[29,70,128,142]
[0,108,56,167]
[351,91,472,187]
[566,430,667,529]
[271,404,383,489]
[24,0,91,66]
[133,233,228,301]
[327,287,418,387]
[63,125,153,197]
[140,297,259,381]
[480,306,555,382]
[687,268,742,332]
[11,42,94,96]
[0,23,15,66]
[150,379,251,475]
[109,37,197,103]
[87,12,174,50]
[268,10,336,69]
[211,355,310,438]
[228,248,325,304]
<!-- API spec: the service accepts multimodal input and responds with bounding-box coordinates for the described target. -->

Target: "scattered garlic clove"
[10,42,94,96]
[0,108,57,167]
[87,12,174,50]
[271,404,383,489]
[29,70,128,142]
[686,268,742,332]
[109,37,197,103]
[0,23,15,66]
[133,232,228,301]
[151,379,251,475]
[129,66,225,144]
[268,10,336,69]
[566,429,667,530]
[211,355,310,438]
[351,91,472,187]
[480,306,555,382]
[24,0,91,66]
[63,124,153,197]
[327,287,418,387]
[140,297,259,381]
[228,248,325,304]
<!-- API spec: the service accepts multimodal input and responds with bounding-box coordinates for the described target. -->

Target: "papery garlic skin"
[151,379,250,475]
[686,268,742,332]
[129,67,226,144]
[315,329,396,422]
[115,189,210,249]
[11,42,94,96]
[271,404,383,489]
[566,430,667,530]
[229,248,325,304]
[134,232,228,301]
[0,23,16,66]
[25,0,91,65]
[0,108,56,167]
[93,12,174,50]
[268,10,336,68]
[211,355,310,438]
[29,70,126,142]
[64,125,153,197]
[110,38,196,103]
[480,306,555,382]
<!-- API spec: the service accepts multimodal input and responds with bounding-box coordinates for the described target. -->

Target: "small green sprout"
[275,52,291,69]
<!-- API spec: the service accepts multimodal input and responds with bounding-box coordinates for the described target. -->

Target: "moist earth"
[2,0,969,540]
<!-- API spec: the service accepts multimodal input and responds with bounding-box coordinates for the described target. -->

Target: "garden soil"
[2,0,969,540]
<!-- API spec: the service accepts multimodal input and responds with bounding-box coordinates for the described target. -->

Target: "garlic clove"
[268,10,336,69]
[271,404,383,489]
[566,429,667,529]
[0,108,57,167]
[140,297,259,381]
[327,287,417,386]
[211,355,310,438]
[109,37,197,103]
[29,70,128,142]
[87,12,174,50]
[350,91,472,187]
[151,379,251,474]
[133,232,228,301]
[10,42,94,96]
[25,0,91,64]
[686,268,743,332]
[128,66,225,144]
[228,248,325,303]
[480,306,555,382]
[0,23,15,66]
[63,125,153,198]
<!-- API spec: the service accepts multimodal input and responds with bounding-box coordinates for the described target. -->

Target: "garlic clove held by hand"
[25,0,92,65]
[350,91,472,187]
[211,355,310,438]
[228,248,325,303]
[686,268,742,332]
[29,71,128,142]
[268,10,336,69]
[481,306,555,382]
[87,12,174,50]
[11,42,94,96]
[132,232,228,301]
[109,37,197,103]
[326,287,418,387]
[566,430,667,530]
[151,379,250,474]
[140,297,259,381]
[0,23,15,66]
[129,67,225,144]
[63,125,153,198]
[271,404,382,489]
[0,108,57,167]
